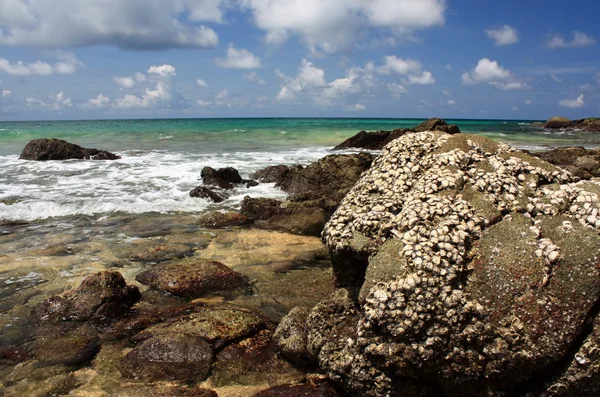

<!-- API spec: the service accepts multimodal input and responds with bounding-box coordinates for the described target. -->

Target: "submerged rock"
[542,116,600,132]
[196,211,250,228]
[190,186,229,202]
[291,132,600,396]
[19,138,120,161]
[136,257,247,298]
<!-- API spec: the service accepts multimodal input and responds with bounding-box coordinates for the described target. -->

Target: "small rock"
[201,166,242,189]
[273,307,310,366]
[19,138,120,161]
[196,211,250,228]
[251,377,340,397]
[190,186,229,202]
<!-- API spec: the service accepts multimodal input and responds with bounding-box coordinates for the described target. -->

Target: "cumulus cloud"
[244,72,266,85]
[344,103,366,111]
[377,56,435,85]
[113,76,136,89]
[276,59,326,101]
[240,0,446,53]
[53,91,73,109]
[550,74,563,83]
[114,64,179,109]
[559,94,585,108]
[447,99,455,105]
[26,97,46,107]
[148,64,176,78]
[443,89,452,97]
[86,94,111,108]
[0,0,222,49]
[546,31,596,49]
[215,45,262,69]
[525,100,533,105]
[388,83,408,97]
[0,53,83,75]
[486,25,519,46]
[462,58,527,90]
[196,79,208,87]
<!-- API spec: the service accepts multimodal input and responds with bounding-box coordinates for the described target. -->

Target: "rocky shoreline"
[1,119,600,396]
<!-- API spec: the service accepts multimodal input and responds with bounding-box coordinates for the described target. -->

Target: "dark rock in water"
[36,271,140,322]
[245,179,260,188]
[542,117,600,133]
[201,166,243,189]
[252,377,340,397]
[136,257,247,298]
[196,211,250,228]
[34,322,100,366]
[189,186,229,202]
[210,329,303,386]
[533,146,600,179]
[273,307,310,366]
[334,118,460,150]
[113,386,218,397]
[544,116,573,129]
[251,165,291,183]
[121,333,214,382]
[241,197,327,236]
[19,138,120,161]
[295,131,600,396]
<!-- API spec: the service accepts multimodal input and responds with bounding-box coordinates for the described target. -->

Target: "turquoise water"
[1,118,598,222]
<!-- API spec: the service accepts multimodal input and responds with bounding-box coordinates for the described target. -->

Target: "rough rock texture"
[19,138,120,161]
[201,166,243,189]
[533,146,600,179]
[36,271,141,322]
[189,186,229,202]
[251,165,292,183]
[273,307,311,366]
[196,211,250,228]
[333,118,460,150]
[291,131,600,396]
[543,117,600,133]
[251,377,340,397]
[135,257,247,298]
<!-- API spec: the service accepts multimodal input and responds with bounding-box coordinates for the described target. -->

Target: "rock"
[301,131,600,396]
[121,333,214,382]
[196,211,250,228]
[574,117,600,133]
[544,116,572,129]
[245,179,260,188]
[190,186,229,202]
[251,165,291,183]
[273,307,310,366]
[136,257,247,298]
[532,146,600,179]
[34,323,100,366]
[334,118,460,150]
[19,138,120,161]
[252,377,340,397]
[201,166,243,189]
[36,271,141,322]
[111,386,218,397]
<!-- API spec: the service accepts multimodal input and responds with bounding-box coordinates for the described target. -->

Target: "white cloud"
[197,99,212,107]
[388,83,408,97]
[511,106,519,111]
[0,53,83,76]
[134,72,147,83]
[0,0,222,49]
[2,89,12,97]
[215,89,229,100]
[196,79,208,87]
[377,55,435,85]
[447,99,455,105]
[215,45,262,69]
[525,100,532,105]
[445,64,452,71]
[486,25,519,46]
[550,74,563,83]
[54,91,73,109]
[240,0,446,53]
[580,84,592,92]
[276,86,296,102]
[26,97,46,107]
[462,58,527,90]
[86,94,110,108]
[244,72,266,85]
[114,65,178,109]
[148,64,176,78]
[546,31,596,49]
[559,94,585,108]
[113,76,136,88]
[344,103,366,111]
[276,59,327,101]
[443,89,452,97]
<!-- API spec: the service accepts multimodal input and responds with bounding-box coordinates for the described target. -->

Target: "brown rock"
[19,138,120,161]
[252,378,340,397]
[544,116,572,129]
[333,129,408,150]
[201,166,242,189]
[196,211,250,228]
[190,186,228,202]
[250,165,291,183]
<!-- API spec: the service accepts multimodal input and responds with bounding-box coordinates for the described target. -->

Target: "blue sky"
[0,0,599,121]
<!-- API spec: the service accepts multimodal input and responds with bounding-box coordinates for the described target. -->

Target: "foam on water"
[0,147,333,222]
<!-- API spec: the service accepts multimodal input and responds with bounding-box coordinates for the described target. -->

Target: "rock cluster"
[19,138,120,161]
[543,116,600,133]
[533,146,600,179]
[189,166,259,202]
[277,132,600,396]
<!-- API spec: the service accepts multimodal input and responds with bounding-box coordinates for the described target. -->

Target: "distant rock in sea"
[20,138,120,161]
[532,146,600,179]
[333,117,461,150]
[543,116,600,132]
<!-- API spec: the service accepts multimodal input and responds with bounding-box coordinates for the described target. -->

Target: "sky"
[0,0,599,121]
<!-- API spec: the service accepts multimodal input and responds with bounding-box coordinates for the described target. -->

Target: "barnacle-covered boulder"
[290,132,600,396]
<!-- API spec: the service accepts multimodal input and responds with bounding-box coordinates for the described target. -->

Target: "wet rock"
[544,116,573,129]
[113,386,218,397]
[241,197,284,220]
[196,211,250,228]
[306,131,600,396]
[136,257,248,298]
[210,329,303,386]
[251,165,291,183]
[190,186,229,202]
[34,323,100,366]
[273,307,310,366]
[252,377,340,397]
[413,117,461,134]
[542,117,600,132]
[118,242,197,263]
[36,271,141,322]
[19,138,120,161]
[201,166,243,189]
[245,179,260,188]
[1,362,79,397]
[121,333,214,382]
[533,146,600,179]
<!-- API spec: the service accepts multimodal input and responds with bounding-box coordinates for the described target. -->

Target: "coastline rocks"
[201,166,243,189]
[189,186,228,203]
[533,146,600,179]
[273,307,310,366]
[250,164,292,183]
[135,257,247,298]
[293,132,600,396]
[36,271,141,322]
[543,116,600,133]
[19,138,120,161]
[196,211,250,228]
[544,116,572,129]
[333,118,460,150]
[252,377,340,397]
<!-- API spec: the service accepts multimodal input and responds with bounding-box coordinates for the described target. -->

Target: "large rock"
[252,377,340,397]
[250,165,292,183]
[201,166,243,189]
[36,271,141,322]
[189,186,228,202]
[196,211,250,228]
[293,132,600,396]
[19,138,120,161]
[542,117,600,132]
[544,116,572,129]
[136,257,248,298]
[533,146,600,179]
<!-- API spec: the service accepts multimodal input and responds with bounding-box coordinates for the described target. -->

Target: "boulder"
[413,117,460,134]
[36,271,141,322]
[295,132,600,396]
[252,377,340,397]
[196,211,250,228]
[533,146,600,179]
[34,322,100,366]
[201,166,243,189]
[273,307,310,366]
[111,386,218,397]
[19,138,120,161]
[189,186,229,203]
[574,117,600,133]
[136,257,248,298]
[544,116,572,129]
[251,165,292,183]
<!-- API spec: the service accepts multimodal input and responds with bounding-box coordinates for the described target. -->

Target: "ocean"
[1,118,598,222]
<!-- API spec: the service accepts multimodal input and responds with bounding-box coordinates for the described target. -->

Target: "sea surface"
[1,117,599,222]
